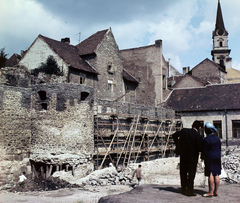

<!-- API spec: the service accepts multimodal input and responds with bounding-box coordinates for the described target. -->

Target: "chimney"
[155,39,162,47]
[183,67,187,75]
[61,37,70,45]
[187,66,190,72]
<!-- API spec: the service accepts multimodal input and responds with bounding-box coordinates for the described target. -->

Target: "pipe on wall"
[225,110,228,146]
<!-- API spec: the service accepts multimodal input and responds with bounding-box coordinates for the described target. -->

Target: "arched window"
[219,41,223,47]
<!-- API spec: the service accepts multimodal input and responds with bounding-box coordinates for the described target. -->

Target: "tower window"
[219,41,223,47]
[220,59,224,66]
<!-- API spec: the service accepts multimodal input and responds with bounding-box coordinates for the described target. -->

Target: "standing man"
[172,120,203,196]
[132,164,142,185]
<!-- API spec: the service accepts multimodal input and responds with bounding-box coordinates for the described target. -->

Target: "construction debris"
[8,176,80,192]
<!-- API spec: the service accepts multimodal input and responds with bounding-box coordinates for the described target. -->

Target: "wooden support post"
[56,165,59,171]
[46,165,49,178]
[66,165,69,172]
[32,164,36,178]
[72,165,75,176]
[48,165,53,177]
[40,166,44,178]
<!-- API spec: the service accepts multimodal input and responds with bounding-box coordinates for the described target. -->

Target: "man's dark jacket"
[172,128,203,163]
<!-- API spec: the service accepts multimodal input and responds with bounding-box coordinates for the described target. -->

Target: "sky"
[1,0,240,73]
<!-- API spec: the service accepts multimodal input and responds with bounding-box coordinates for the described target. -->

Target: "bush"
[31,55,63,76]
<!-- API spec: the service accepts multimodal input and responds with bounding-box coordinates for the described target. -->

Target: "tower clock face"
[217,28,224,35]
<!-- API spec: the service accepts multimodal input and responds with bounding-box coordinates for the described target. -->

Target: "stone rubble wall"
[222,146,240,184]
[0,83,94,186]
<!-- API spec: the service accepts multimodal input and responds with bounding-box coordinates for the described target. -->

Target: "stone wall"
[30,84,94,164]
[191,59,226,84]
[120,40,163,106]
[0,83,95,185]
[0,85,32,185]
[85,29,125,101]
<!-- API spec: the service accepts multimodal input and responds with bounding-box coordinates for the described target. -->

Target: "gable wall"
[120,41,163,106]
[174,75,204,88]
[86,30,125,101]
[19,38,69,81]
[192,60,226,84]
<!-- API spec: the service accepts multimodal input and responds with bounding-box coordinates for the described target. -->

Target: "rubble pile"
[222,146,240,184]
[81,168,133,186]
[9,176,80,192]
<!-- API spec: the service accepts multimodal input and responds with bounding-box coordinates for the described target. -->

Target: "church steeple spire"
[215,0,225,30]
[211,0,231,70]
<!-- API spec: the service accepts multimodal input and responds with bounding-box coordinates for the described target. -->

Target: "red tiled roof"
[76,29,109,56]
[39,35,98,74]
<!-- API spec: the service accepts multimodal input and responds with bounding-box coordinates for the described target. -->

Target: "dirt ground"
[0,173,227,203]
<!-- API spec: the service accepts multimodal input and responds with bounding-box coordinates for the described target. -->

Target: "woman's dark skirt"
[204,157,221,177]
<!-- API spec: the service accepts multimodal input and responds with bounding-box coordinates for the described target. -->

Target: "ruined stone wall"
[30,84,94,165]
[0,83,95,186]
[0,85,32,185]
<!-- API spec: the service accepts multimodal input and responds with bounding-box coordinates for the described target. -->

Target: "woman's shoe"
[203,193,213,197]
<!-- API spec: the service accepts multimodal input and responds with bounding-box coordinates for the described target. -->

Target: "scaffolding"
[94,101,182,170]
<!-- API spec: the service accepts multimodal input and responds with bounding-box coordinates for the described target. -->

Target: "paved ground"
[99,183,240,203]
[0,182,239,203]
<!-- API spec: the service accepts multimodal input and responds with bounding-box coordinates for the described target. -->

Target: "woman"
[201,122,221,197]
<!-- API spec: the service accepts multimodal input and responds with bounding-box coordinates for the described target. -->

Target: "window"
[125,85,130,93]
[38,91,46,100]
[81,92,89,101]
[232,120,240,138]
[79,73,86,84]
[38,91,47,111]
[219,41,223,47]
[213,120,222,138]
[108,80,114,92]
[220,59,224,66]
[107,62,116,74]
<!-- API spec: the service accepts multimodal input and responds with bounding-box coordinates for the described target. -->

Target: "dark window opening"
[213,120,222,138]
[219,41,223,47]
[81,92,89,101]
[220,59,224,66]
[232,120,240,138]
[38,91,46,100]
[80,76,85,84]
[41,103,47,110]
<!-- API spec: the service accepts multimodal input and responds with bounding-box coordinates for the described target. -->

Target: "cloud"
[233,61,240,71]
[0,0,78,53]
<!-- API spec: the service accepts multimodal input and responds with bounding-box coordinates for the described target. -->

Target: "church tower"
[211,0,232,70]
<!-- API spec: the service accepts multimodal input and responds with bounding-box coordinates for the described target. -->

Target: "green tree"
[31,55,63,76]
[0,47,8,68]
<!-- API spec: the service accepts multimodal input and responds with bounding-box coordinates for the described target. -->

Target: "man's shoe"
[187,193,197,196]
